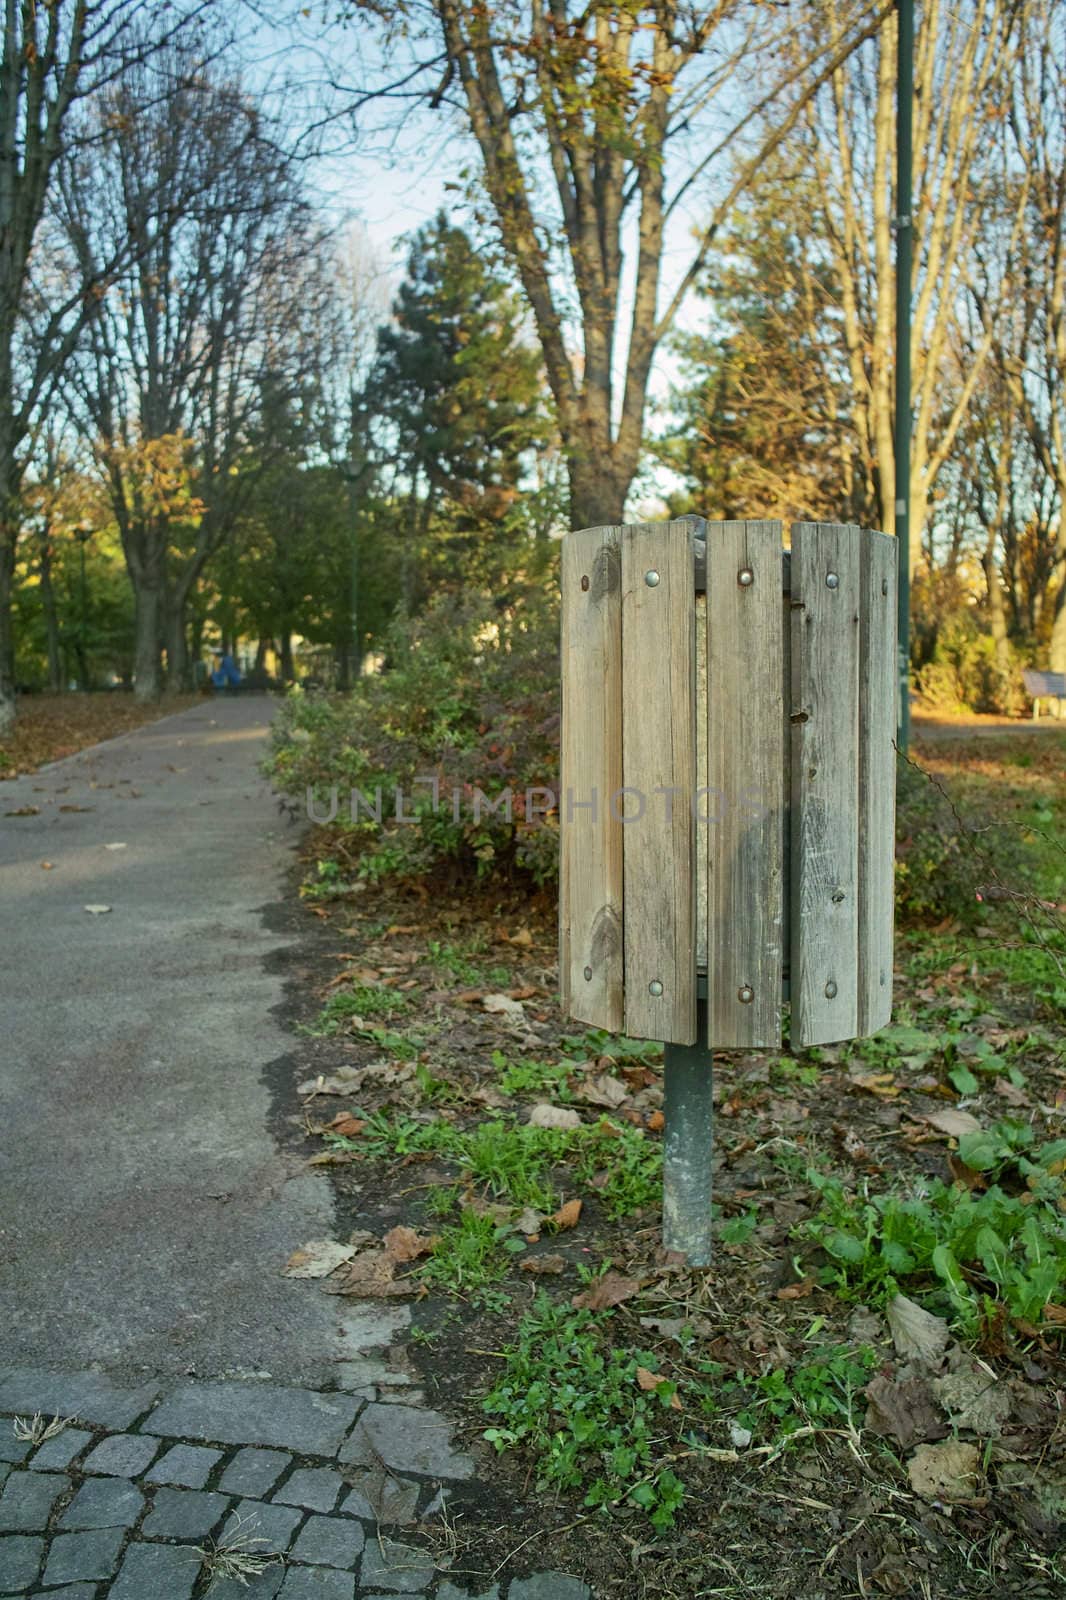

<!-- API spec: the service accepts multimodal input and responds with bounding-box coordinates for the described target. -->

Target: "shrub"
[914,615,1027,717]
[265,583,562,885]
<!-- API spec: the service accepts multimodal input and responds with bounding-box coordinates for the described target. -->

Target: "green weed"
[419,1211,523,1300]
[493,1049,575,1101]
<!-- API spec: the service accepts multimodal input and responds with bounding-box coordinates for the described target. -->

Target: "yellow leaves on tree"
[103,430,206,527]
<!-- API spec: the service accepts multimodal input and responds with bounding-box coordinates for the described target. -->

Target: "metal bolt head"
[737,568,754,587]
[826,572,839,590]
[580,574,590,592]
[648,979,664,997]
[644,569,660,588]
[881,577,889,596]
[583,965,593,982]
[824,979,838,999]
[737,985,754,1004]
[831,888,845,904]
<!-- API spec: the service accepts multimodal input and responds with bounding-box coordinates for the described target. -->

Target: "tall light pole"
[895,0,914,751]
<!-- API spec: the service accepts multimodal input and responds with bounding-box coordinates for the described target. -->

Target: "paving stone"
[145,1382,359,1454]
[204,1566,283,1600]
[141,1486,229,1540]
[60,1476,143,1530]
[289,1514,364,1569]
[0,1469,7,1492]
[80,1433,159,1479]
[0,1470,67,1531]
[28,1586,99,1598]
[41,1527,125,1586]
[273,1467,343,1513]
[0,1438,29,1466]
[29,1427,93,1472]
[338,1474,418,1526]
[507,1576,591,1600]
[223,1499,302,1555]
[339,1405,474,1481]
[219,1448,292,1498]
[437,1584,499,1600]
[0,1372,158,1432]
[357,1538,435,1592]
[145,1442,222,1489]
[278,1566,355,1599]
[0,1534,43,1590]
[109,1539,201,1600]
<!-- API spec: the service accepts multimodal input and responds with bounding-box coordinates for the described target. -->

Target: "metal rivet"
[831,889,845,904]
[580,574,590,592]
[737,985,754,1004]
[583,965,593,981]
[826,572,839,589]
[738,568,754,587]
[645,569,660,587]
[881,578,888,596]
[648,979,664,996]
[824,980,838,999]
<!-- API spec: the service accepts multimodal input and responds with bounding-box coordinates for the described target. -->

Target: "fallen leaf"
[728,1421,753,1448]
[5,805,39,816]
[776,1278,816,1301]
[40,861,53,870]
[283,1240,355,1279]
[327,1113,365,1138]
[298,1066,367,1096]
[331,1249,413,1299]
[552,1198,583,1230]
[887,1294,950,1366]
[923,1108,983,1138]
[83,904,112,915]
[59,804,93,812]
[851,1072,901,1099]
[572,1270,643,1311]
[932,1364,1011,1436]
[520,1254,566,1275]
[528,1103,581,1130]
[581,1072,628,1110]
[383,1226,438,1263]
[482,993,525,1021]
[636,1366,681,1408]
[864,1374,948,1448]
[104,842,127,851]
[1043,1303,1066,1326]
[513,1206,544,1236]
[646,1109,665,1132]
[907,1439,982,1502]
[307,1151,355,1166]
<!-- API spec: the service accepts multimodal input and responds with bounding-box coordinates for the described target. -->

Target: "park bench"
[1022,668,1066,720]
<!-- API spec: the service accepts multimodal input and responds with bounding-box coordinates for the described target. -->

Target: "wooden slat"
[790,522,861,1046]
[857,530,897,1037]
[621,521,697,1044]
[705,520,784,1047]
[559,524,624,1032]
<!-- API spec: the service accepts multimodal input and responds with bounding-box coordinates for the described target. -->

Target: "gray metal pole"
[662,998,713,1266]
[895,0,914,751]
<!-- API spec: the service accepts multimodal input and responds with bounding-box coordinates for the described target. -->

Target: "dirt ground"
[265,728,1066,1600]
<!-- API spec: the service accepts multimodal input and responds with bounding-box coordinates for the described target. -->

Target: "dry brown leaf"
[864,1374,948,1448]
[571,1270,643,1311]
[529,1104,582,1131]
[552,1198,583,1230]
[383,1226,438,1263]
[328,1113,365,1138]
[851,1072,901,1099]
[636,1367,682,1409]
[520,1254,566,1275]
[907,1440,982,1502]
[646,1109,665,1132]
[776,1278,816,1301]
[283,1240,355,1279]
[306,1150,355,1166]
[331,1249,412,1298]
[923,1108,983,1138]
[581,1073,628,1110]
[887,1294,951,1366]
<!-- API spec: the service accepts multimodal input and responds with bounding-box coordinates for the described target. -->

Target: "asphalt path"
[0,695,349,1385]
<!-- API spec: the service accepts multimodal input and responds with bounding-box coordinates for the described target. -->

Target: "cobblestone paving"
[0,1371,590,1599]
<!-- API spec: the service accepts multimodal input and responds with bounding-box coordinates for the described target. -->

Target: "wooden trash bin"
[558,518,898,1261]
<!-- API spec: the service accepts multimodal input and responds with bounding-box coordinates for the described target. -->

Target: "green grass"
[327,1110,663,1218]
[492,1049,575,1101]
[418,1211,524,1302]
[305,982,412,1038]
[427,937,510,988]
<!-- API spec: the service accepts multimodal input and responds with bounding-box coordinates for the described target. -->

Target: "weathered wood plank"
[705,520,784,1047]
[559,523,624,1032]
[857,530,897,1037]
[621,521,697,1044]
[790,522,861,1045]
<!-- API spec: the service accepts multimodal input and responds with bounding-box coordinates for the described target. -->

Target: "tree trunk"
[983,531,1011,671]
[134,583,163,702]
[1049,506,1066,677]
[39,541,63,692]
[566,458,628,531]
[0,533,15,733]
[164,601,191,693]
[280,629,294,682]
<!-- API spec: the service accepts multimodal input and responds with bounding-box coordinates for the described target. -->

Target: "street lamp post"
[895,0,914,752]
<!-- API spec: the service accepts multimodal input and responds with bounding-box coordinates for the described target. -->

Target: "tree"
[362,213,550,603]
[58,44,333,697]
[0,1,211,730]
[341,0,888,528]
